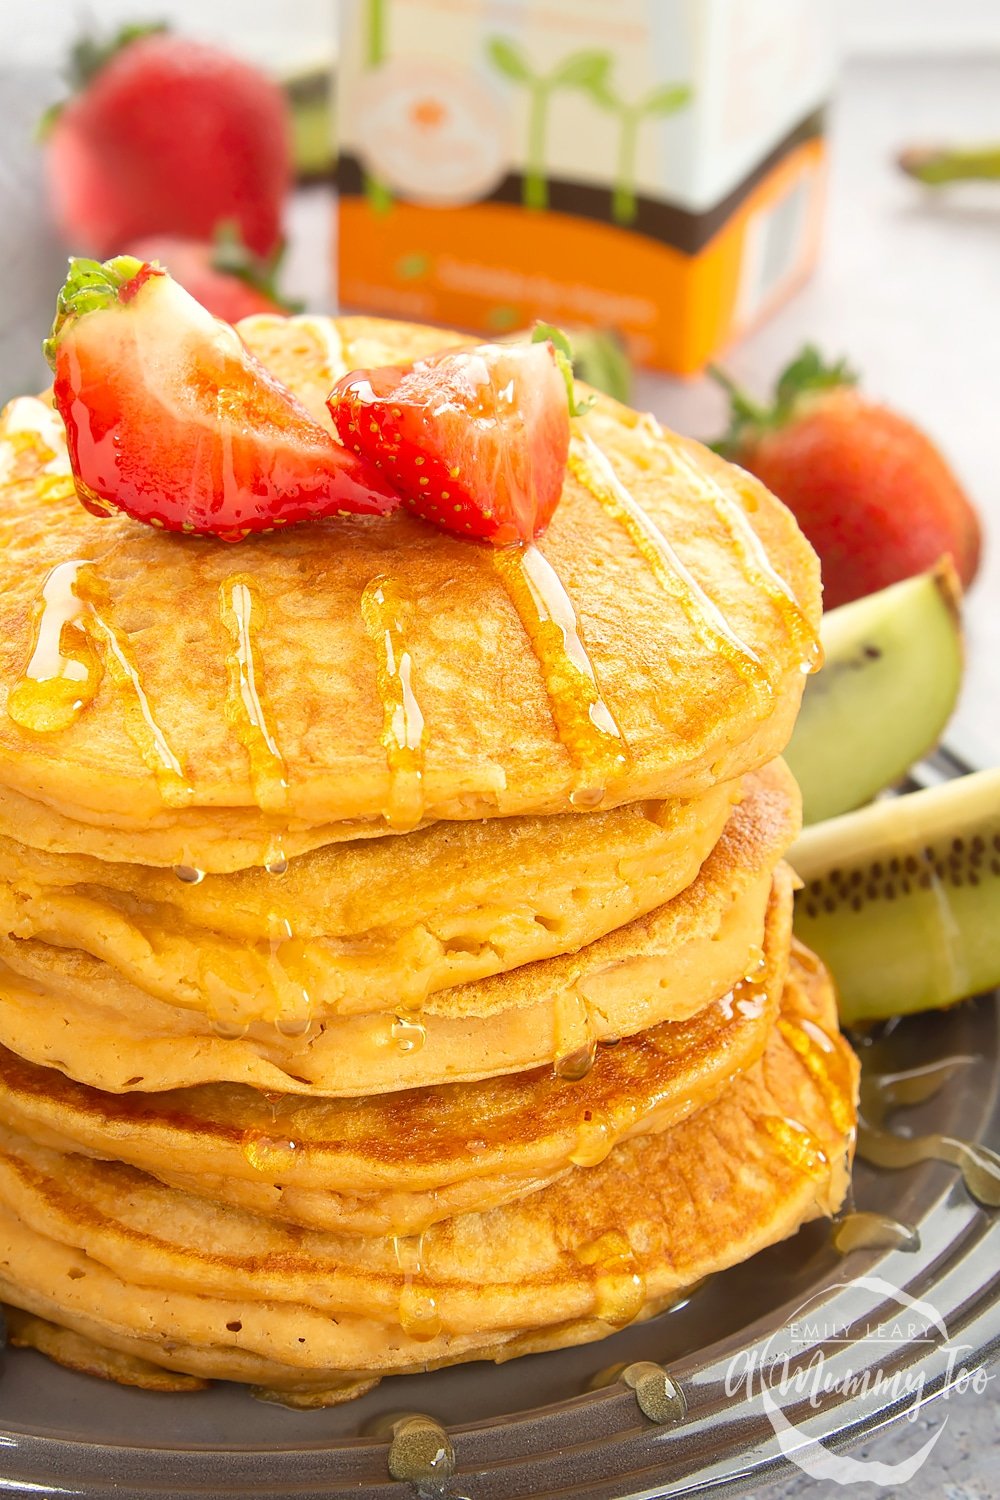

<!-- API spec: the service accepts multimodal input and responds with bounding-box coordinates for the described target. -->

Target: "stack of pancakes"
[0,315,858,1406]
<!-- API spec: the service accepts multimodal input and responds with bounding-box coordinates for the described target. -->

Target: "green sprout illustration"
[486,39,613,211]
[588,75,693,225]
[362,0,393,214]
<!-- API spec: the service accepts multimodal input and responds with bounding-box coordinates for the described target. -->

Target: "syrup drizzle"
[577,1230,646,1327]
[858,1057,1000,1208]
[552,984,596,1081]
[393,1233,442,1342]
[0,397,71,478]
[637,416,822,675]
[6,560,102,732]
[833,1211,920,1254]
[86,603,191,803]
[761,1115,831,1179]
[778,1015,856,1135]
[220,577,288,813]
[360,576,426,830]
[494,543,626,808]
[569,434,767,690]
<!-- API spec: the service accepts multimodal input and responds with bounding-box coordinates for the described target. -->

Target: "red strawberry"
[45,24,290,258]
[125,226,295,325]
[327,339,572,545]
[44,256,398,541]
[712,347,982,610]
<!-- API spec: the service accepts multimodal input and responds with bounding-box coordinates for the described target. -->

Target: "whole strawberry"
[125,225,297,324]
[44,24,291,258]
[711,347,982,610]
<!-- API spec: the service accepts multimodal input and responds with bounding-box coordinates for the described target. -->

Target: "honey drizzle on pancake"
[493,543,626,809]
[778,1015,856,1135]
[7,560,102,733]
[761,1115,831,1178]
[0,398,71,479]
[360,576,426,830]
[552,985,596,1080]
[219,578,288,813]
[393,1233,443,1342]
[577,1230,646,1327]
[858,1058,1000,1207]
[635,414,823,675]
[569,434,768,691]
[84,602,191,803]
[833,1211,920,1254]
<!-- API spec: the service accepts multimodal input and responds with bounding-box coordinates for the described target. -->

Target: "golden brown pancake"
[0,315,820,871]
[0,776,736,1024]
[0,763,799,1094]
[0,874,790,1237]
[0,945,857,1402]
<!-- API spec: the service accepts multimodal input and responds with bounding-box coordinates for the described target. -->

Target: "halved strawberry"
[327,338,572,545]
[44,256,398,540]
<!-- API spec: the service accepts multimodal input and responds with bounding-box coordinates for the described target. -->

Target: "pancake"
[0,315,821,871]
[0,763,799,1094]
[0,872,790,1237]
[0,944,857,1402]
[0,775,736,1024]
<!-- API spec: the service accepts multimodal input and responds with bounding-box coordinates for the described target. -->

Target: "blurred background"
[1,0,998,769]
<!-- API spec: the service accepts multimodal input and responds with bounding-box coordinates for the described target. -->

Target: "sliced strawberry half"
[44,256,399,541]
[327,339,572,546]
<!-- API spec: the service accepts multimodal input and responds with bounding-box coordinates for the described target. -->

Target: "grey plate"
[0,991,996,1499]
[1,747,999,1498]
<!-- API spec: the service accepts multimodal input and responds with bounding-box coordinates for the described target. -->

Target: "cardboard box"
[337,0,836,374]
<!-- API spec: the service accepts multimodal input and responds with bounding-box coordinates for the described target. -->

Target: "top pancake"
[0,316,821,869]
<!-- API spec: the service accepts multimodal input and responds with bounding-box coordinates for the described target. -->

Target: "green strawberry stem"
[210,221,302,312]
[709,345,858,458]
[898,144,1000,185]
[43,255,146,369]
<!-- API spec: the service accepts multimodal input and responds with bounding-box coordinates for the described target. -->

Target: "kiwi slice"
[791,769,1000,1023]
[785,562,963,825]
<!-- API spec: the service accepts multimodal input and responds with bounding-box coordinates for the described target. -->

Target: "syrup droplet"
[264,842,288,876]
[494,542,626,805]
[7,560,102,732]
[173,864,205,885]
[360,576,426,831]
[833,1211,920,1254]
[220,577,288,813]
[553,986,596,1081]
[392,1014,427,1054]
[761,1115,830,1179]
[646,424,822,676]
[241,1130,299,1176]
[858,1060,1000,1208]
[385,1413,455,1486]
[569,1113,614,1168]
[569,435,769,691]
[622,1360,688,1424]
[577,1230,645,1328]
[274,1015,312,1040]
